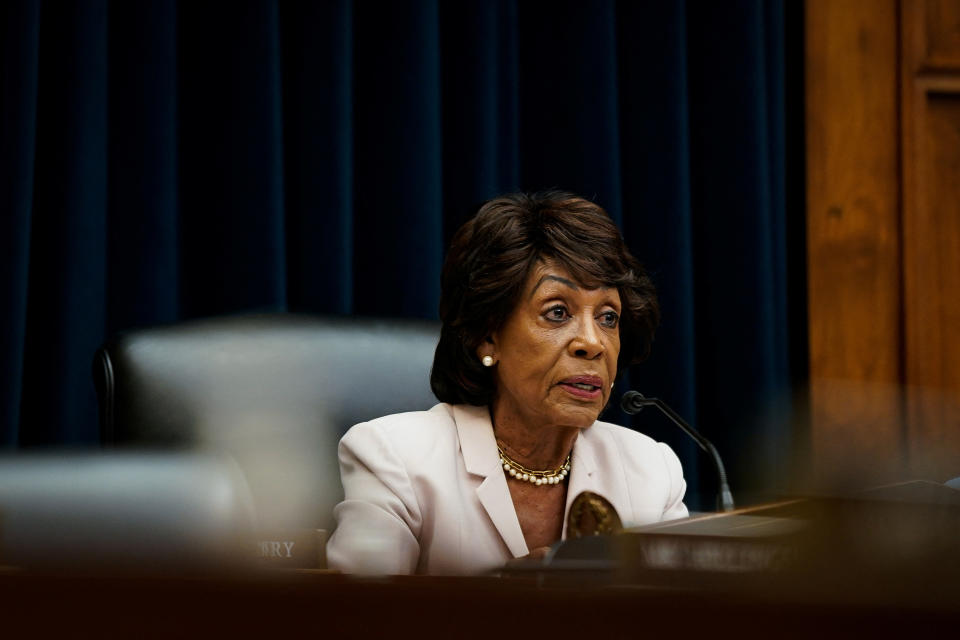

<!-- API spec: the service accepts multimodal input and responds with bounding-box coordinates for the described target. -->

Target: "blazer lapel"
[453,405,529,558]
[561,428,603,539]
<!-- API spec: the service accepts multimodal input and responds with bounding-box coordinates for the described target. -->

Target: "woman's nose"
[569,315,604,359]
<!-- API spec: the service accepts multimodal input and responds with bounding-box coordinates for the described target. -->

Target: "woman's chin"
[549,404,603,429]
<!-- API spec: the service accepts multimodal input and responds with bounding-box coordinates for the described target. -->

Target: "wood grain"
[922,0,960,70]
[805,0,905,485]
[901,0,960,480]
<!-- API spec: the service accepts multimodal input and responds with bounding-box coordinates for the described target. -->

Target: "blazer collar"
[453,404,499,476]
[562,429,602,538]
[453,404,600,479]
[452,404,607,553]
[453,404,528,557]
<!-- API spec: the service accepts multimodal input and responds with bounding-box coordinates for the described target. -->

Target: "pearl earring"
[482,355,495,367]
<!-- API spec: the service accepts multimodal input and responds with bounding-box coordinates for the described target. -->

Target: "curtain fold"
[0,0,802,509]
[615,0,701,498]
[518,0,624,222]
[439,0,519,241]
[177,0,288,318]
[106,0,179,334]
[0,0,40,446]
[686,0,794,499]
[19,0,108,445]
[353,0,444,318]
[280,0,354,314]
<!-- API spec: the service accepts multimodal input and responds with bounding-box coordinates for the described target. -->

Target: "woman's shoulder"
[587,418,660,449]
[339,403,459,457]
[586,420,688,522]
[352,402,456,432]
[586,419,683,472]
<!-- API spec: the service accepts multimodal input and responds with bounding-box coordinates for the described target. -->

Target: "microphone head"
[620,390,645,415]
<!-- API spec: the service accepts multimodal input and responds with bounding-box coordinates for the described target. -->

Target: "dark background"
[0,0,807,511]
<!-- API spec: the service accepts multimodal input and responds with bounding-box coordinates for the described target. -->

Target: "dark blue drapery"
[0,0,805,510]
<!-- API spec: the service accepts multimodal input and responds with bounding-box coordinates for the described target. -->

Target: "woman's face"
[486,260,621,431]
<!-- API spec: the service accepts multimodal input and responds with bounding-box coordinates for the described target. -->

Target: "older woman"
[327,191,687,575]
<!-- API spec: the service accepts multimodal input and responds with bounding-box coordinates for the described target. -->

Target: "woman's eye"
[544,306,569,322]
[598,311,619,328]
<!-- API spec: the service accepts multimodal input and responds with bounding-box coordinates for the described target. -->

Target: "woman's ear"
[476,335,497,364]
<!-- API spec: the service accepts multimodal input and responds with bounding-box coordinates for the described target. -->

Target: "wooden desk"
[2,566,957,638]
[4,491,958,636]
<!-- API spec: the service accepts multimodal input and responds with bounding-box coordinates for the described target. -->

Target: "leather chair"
[0,452,255,571]
[92,313,440,533]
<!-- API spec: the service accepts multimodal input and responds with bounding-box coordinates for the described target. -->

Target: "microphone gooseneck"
[620,390,735,512]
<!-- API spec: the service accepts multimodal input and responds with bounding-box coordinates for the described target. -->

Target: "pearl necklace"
[497,445,571,486]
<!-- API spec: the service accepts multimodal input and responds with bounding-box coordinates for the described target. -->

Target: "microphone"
[621,391,735,512]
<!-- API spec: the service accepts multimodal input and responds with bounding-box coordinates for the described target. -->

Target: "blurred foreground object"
[92,313,440,532]
[0,475,958,634]
[0,452,254,571]
[537,481,960,608]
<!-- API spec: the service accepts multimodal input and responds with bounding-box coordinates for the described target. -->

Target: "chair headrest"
[91,313,441,529]
[94,313,441,446]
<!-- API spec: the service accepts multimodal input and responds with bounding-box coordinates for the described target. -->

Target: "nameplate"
[255,529,327,569]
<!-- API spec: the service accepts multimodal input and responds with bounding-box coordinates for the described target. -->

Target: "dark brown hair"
[430,191,660,406]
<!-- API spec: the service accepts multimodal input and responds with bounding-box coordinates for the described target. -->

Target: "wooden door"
[806,0,960,486]
[900,0,960,480]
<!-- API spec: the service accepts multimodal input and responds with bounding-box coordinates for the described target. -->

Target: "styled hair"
[430,191,660,406]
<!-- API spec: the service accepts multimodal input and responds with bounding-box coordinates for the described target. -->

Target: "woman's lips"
[558,375,604,399]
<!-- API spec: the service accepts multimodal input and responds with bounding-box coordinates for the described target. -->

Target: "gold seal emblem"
[566,491,623,539]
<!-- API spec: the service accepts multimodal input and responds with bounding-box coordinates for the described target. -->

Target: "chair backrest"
[0,452,255,571]
[92,313,441,530]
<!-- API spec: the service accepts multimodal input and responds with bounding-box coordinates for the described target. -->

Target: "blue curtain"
[0,0,805,510]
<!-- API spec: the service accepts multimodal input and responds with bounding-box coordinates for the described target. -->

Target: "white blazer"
[327,403,688,575]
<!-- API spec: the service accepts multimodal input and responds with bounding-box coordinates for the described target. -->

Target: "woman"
[327,191,688,575]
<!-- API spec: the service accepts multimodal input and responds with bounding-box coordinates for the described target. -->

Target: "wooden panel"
[922,0,960,70]
[905,95,960,478]
[805,0,905,484]
[902,1,960,480]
